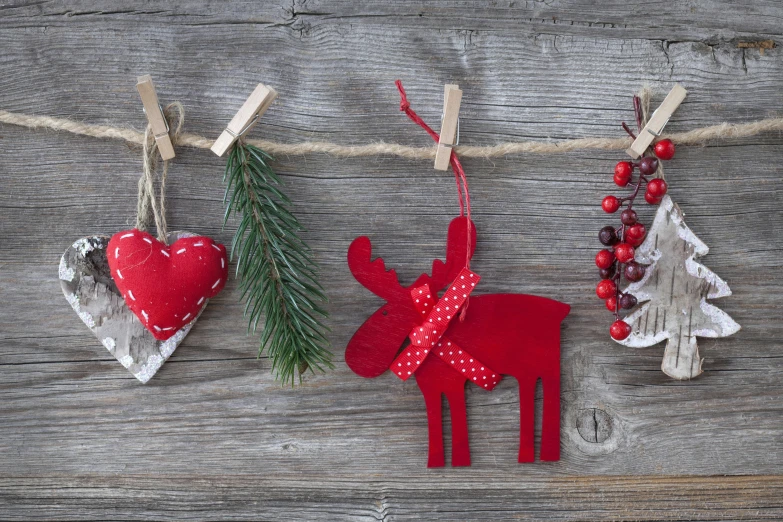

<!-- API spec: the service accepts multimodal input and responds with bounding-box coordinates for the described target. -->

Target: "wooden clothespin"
[434,84,463,171]
[211,84,278,157]
[626,84,687,159]
[136,75,176,161]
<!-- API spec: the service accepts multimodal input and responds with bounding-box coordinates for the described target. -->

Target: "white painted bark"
[59,232,205,383]
[617,195,741,380]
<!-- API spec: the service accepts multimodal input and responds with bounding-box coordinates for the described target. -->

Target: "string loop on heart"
[136,102,185,244]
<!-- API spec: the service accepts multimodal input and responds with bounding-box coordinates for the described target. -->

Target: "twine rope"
[0,109,781,160]
[135,102,184,244]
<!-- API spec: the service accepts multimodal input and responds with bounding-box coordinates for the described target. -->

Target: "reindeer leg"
[540,373,561,461]
[445,389,471,467]
[517,375,537,463]
[420,386,445,468]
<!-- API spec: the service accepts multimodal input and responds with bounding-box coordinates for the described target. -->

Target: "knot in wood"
[576,408,612,444]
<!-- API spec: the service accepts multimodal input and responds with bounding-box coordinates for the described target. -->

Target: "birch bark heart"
[59,232,205,383]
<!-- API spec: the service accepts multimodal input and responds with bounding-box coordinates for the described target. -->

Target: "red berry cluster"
[597,138,676,340]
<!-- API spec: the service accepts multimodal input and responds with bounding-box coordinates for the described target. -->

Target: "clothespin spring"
[441,113,460,147]
[645,108,671,138]
[143,103,171,140]
[225,113,260,140]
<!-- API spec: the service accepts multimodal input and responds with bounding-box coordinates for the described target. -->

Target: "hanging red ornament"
[108,229,228,341]
[345,81,570,467]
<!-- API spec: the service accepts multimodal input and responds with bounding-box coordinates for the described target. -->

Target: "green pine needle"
[223,142,332,385]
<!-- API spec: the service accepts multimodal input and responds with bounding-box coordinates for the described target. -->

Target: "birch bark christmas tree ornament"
[345,81,570,467]
[212,84,331,385]
[60,76,228,382]
[595,85,740,379]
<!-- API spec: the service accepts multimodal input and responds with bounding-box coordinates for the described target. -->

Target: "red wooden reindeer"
[346,217,570,467]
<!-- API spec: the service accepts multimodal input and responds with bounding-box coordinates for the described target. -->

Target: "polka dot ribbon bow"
[390,267,502,390]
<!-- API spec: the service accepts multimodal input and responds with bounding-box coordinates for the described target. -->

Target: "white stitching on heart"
[161,250,170,257]
[176,248,186,254]
[127,290,135,301]
[143,237,152,244]
[116,269,123,279]
[120,233,134,239]
[212,279,221,289]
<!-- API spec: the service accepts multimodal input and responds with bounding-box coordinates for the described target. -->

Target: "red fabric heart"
[107,229,228,341]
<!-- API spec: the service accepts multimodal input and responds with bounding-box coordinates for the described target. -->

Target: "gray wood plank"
[1,0,782,519]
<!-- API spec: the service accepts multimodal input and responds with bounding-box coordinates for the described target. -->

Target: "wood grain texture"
[1,0,782,519]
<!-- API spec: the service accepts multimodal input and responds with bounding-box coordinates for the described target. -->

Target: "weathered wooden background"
[1,1,781,520]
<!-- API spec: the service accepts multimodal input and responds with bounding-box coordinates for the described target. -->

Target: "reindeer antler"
[425,217,477,291]
[348,236,407,301]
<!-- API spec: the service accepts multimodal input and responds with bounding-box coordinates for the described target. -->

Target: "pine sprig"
[223,142,332,384]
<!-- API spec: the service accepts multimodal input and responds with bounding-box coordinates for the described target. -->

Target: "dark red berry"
[605,296,617,312]
[602,196,620,213]
[645,191,662,205]
[610,320,632,340]
[595,249,615,269]
[620,208,638,225]
[599,265,616,280]
[619,293,638,309]
[614,161,633,179]
[599,225,618,246]
[654,139,675,160]
[639,156,659,175]
[626,223,646,242]
[624,261,646,282]
[614,173,631,187]
[647,178,668,198]
[596,279,617,299]
[614,243,635,263]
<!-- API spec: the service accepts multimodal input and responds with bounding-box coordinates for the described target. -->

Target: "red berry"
[654,139,675,160]
[639,156,659,175]
[599,225,619,246]
[602,196,620,213]
[644,191,662,205]
[619,293,638,310]
[647,178,668,198]
[614,173,631,187]
[624,261,646,282]
[596,279,617,299]
[610,320,632,340]
[627,235,644,247]
[605,296,617,312]
[595,249,615,269]
[626,223,646,242]
[620,208,638,225]
[614,243,635,263]
[614,161,633,179]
